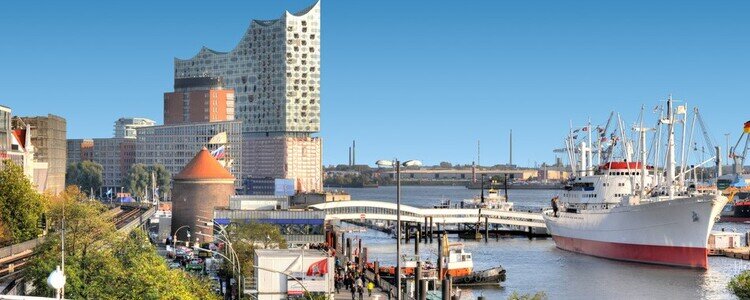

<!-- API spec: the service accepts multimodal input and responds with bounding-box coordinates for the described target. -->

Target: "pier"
[311,200,548,240]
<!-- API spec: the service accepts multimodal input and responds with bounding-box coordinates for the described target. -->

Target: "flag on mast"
[211,146,226,159]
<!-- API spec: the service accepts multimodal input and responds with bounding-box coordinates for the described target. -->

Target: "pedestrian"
[551,196,559,217]
[358,286,364,300]
[335,279,341,293]
[350,285,356,300]
[355,276,362,289]
[367,280,374,297]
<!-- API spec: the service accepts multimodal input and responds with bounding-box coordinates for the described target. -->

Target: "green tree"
[729,270,750,299]
[124,164,171,200]
[65,161,103,196]
[150,164,172,199]
[0,160,45,244]
[439,161,453,168]
[222,222,287,279]
[26,187,217,299]
[124,164,149,199]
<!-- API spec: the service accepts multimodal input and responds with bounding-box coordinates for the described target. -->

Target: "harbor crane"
[729,121,750,175]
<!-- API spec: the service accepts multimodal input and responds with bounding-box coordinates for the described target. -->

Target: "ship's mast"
[678,103,689,185]
[634,126,653,197]
[665,96,676,199]
[654,107,664,188]
[587,120,593,176]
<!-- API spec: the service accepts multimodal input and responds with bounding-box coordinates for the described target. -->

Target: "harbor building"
[0,106,9,153]
[66,138,93,167]
[215,209,326,247]
[172,148,235,244]
[135,121,243,188]
[92,137,135,192]
[243,136,323,192]
[14,114,67,194]
[379,169,541,182]
[174,1,322,193]
[1,105,52,192]
[113,117,156,138]
[164,77,235,125]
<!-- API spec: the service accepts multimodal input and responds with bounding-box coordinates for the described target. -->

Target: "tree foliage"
[222,222,287,279]
[65,161,103,196]
[26,187,217,299]
[124,164,171,200]
[729,270,750,299]
[0,160,45,244]
[439,161,453,168]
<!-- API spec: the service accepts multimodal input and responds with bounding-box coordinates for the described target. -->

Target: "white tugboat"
[544,96,727,269]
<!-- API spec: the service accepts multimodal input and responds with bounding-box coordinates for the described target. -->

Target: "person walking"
[357,286,364,300]
[350,285,356,300]
[367,280,374,297]
[355,276,363,290]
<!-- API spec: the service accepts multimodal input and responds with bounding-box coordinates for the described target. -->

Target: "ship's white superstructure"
[543,96,727,269]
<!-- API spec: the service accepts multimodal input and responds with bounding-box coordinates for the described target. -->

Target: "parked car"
[168,262,182,269]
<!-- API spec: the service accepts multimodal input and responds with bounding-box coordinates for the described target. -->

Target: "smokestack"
[349,146,352,166]
[352,140,356,165]
[477,140,480,168]
[510,129,513,166]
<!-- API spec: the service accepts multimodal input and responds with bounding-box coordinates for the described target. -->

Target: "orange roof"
[174,148,234,180]
[12,129,26,149]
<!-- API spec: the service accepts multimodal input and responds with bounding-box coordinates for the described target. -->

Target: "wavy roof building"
[174,1,321,135]
[172,1,323,193]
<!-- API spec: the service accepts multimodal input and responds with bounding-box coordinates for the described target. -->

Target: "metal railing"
[0,237,44,261]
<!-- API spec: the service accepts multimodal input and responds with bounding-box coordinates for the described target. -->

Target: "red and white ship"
[544,96,728,269]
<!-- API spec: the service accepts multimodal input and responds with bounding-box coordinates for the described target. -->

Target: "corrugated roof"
[174,148,234,181]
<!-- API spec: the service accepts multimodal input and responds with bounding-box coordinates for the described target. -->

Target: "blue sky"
[1,1,748,167]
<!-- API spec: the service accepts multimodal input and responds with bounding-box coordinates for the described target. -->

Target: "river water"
[331,186,750,300]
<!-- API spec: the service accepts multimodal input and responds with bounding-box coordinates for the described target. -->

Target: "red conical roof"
[174,148,234,181]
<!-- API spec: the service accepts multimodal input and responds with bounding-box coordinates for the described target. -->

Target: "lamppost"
[375,158,422,300]
[203,221,242,299]
[173,225,191,254]
[194,243,241,299]
[47,265,65,299]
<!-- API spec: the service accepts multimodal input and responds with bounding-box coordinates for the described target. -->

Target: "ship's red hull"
[552,235,708,269]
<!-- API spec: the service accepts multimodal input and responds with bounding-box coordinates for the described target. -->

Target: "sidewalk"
[334,287,390,300]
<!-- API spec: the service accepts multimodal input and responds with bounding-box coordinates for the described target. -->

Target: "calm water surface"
[331,186,750,300]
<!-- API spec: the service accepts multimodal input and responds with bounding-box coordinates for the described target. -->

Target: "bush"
[508,291,548,300]
[729,270,750,299]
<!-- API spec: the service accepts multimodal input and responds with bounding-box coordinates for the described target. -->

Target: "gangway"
[309,200,546,229]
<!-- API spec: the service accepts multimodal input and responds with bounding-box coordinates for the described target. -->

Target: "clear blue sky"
[1,1,748,167]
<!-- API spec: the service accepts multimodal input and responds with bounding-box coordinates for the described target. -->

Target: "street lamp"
[47,265,65,300]
[205,221,242,299]
[173,225,191,254]
[375,158,422,300]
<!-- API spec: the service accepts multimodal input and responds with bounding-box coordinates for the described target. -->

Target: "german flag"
[745,121,750,133]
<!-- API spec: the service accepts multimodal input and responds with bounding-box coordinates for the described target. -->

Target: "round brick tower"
[171,147,234,244]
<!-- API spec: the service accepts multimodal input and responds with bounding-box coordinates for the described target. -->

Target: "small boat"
[462,188,513,210]
[443,243,505,285]
[375,243,506,285]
